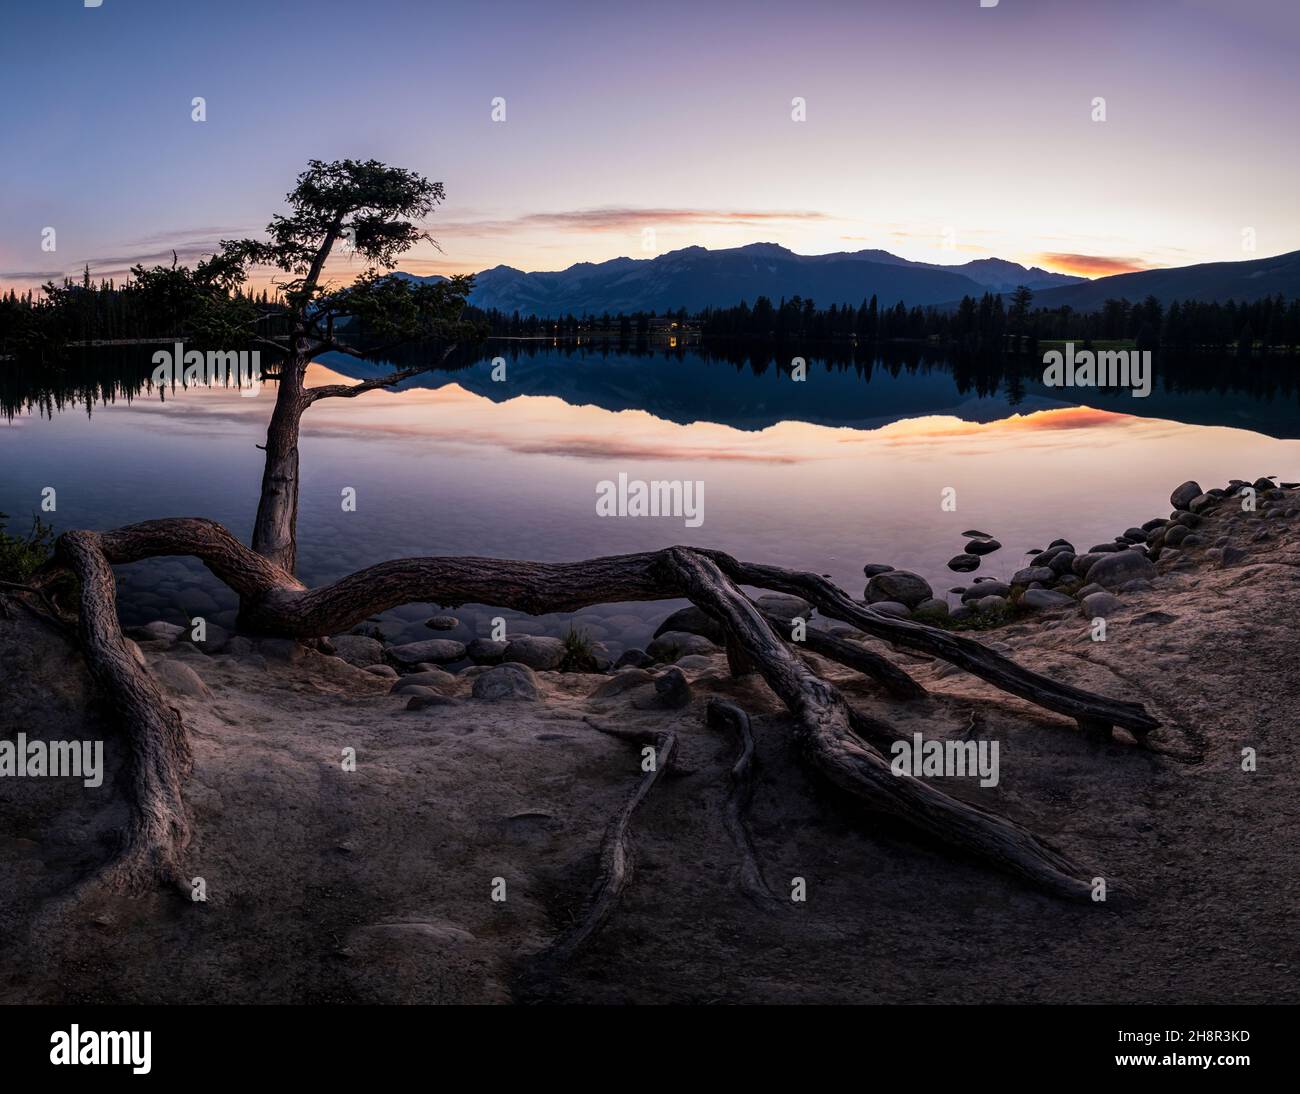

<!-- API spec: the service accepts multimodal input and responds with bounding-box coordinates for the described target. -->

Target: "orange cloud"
[1037,253,1149,277]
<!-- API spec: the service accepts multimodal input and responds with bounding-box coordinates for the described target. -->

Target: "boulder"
[868,600,912,619]
[424,615,460,631]
[387,639,467,667]
[1188,493,1218,514]
[865,570,933,608]
[652,606,725,644]
[947,553,980,573]
[965,538,1002,556]
[465,638,508,665]
[1081,591,1123,617]
[647,631,718,662]
[1011,566,1055,587]
[960,581,1010,602]
[330,634,385,667]
[614,648,654,670]
[501,635,566,671]
[152,659,211,698]
[862,563,895,577]
[1170,481,1203,510]
[1086,550,1158,590]
[632,667,691,710]
[471,663,541,702]
[1019,588,1074,610]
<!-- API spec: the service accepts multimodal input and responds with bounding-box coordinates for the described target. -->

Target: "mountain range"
[399,244,1300,317]
[399,243,1081,316]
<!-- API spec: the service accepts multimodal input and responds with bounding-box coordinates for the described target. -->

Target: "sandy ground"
[1,496,1298,1004]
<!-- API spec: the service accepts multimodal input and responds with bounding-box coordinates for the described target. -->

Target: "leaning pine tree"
[16,160,1163,955]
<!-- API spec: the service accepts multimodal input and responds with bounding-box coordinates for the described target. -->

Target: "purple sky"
[2,0,1297,292]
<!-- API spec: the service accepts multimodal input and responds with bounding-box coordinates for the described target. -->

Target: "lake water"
[3,342,1298,657]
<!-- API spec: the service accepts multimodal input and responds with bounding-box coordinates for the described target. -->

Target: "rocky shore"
[2,474,1299,1004]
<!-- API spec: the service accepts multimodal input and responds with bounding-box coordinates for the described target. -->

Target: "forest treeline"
[5,265,1300,357]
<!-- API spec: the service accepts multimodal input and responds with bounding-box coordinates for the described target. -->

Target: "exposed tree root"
[661,548,1097,900]
[54,531,193,896]
[538,726,677,964]
[706,699,779,905]
[33,516,1161,906]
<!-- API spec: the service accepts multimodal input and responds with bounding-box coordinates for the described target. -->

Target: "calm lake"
[3,342,1298,656]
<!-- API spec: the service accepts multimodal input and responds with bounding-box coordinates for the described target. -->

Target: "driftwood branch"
[706,699,779,904]
[39,517,1158,902]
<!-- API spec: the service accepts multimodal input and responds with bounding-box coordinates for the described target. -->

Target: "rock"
[471,663,540,702]
[365,664,398,678]
[1047,538,1074,550]
[330,634,385,667]
[647,631,718,662]
[961,581,1010,602]
[614,648,654,670]
[912,597,950,620]
[1087,550,1158,590]
[862,563,894,577]
[1081,591,1123,617]
[497,635,564,671]
[1220,546,1247,566]
[961,529,993,538]
[865,570,933,608]
[1076,583,1105,600]
[1188,493,1218,514]
[1072,552,1107,577]
[465,638,508,665]
[388,639,468,667]
[152,659,211,698]
[1011,566,1055,586]
[947,553,980,572]
[950,605,974,622]
[868,600,912,619]
[652,606,725,644]
[1141,518,1168,532]
[1170,481,1202,510]
[1047,551,1077,576]
[1019,588,1074,610]
[1087,543,1127,554]
[1121,527,1147,542]
[390,669,457,694]
[965,538,1002,555]
[424,615,460,631]
[1163,524,1191,547]
[633,667,691,710]
[589,668,655,698]
[974,595,1009,615]
[754,593,812,624]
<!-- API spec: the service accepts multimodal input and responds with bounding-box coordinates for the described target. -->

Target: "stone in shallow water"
[947,553,980,573]
[865,570,933,608]
[862,563,895,577]
[501,635,565,671]
[425,615,460,631]
[965,538,1002,556]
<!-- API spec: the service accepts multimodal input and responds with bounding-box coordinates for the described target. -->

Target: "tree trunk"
[251,352,307,574]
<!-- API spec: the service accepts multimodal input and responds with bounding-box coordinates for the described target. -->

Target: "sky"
[1,0,1297,294]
